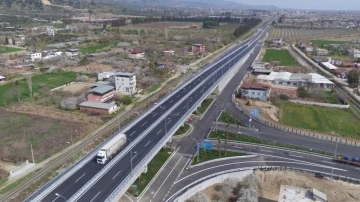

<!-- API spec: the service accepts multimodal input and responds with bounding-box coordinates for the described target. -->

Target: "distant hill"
[0,0,44,9]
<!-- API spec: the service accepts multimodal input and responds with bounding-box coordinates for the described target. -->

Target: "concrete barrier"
[289,100,349,109]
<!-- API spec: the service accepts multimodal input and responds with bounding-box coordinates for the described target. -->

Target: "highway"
[30,21,272,202]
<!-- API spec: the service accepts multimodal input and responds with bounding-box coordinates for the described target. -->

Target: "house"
[43,50,62,60]
[316,48,329,56]
[256,72,334,89]
[13,35,26,46]
[305,46,314,52]
[163,50,175,56]
[79,101,117,114]
[98,71,116,80]
[87,85,115,103]
[128,50,145,59]
[65,49,80,59]
[251,61,273,75]
[240,83,271,101]
[0,75,5,82]
[278,185,327,202]
[273,38,283,44]
[25,51,42,62]
[191,44,205,53]
[46,26,55,37]
[348,48,360,59]
[321,62,338,70]
[114,72,137,95]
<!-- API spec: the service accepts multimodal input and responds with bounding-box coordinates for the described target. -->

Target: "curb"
[173,124,193,139]
[199,98,217,120]
[190,155,258,168]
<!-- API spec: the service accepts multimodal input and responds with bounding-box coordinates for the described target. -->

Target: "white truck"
[96,133,127,164]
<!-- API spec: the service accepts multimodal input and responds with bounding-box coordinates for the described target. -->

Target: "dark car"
[314,172,325,179]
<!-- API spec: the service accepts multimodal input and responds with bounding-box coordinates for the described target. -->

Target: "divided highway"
[27,21,273,202]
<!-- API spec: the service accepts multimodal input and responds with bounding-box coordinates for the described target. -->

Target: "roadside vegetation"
[209,131,332,156]
[197,99,214,114]
[0,46,23,54]
[262,49,299,66]
[129,148,171,196]
[277,102,360,138]
[174,123,190,136]
[218,111,245,126]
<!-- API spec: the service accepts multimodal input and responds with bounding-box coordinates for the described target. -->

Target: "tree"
[79,57,90,66]
[217,137,221,157]
[25,74,33,98]
[297,87,308,98]
[12,37,15,45]
[5,37,9,45]
[121,95,133,105]
[347,69,360,87]
[13,86,24,102]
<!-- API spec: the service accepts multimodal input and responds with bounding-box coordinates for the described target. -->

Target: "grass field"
[219,111,245,126]
[148,83,161,93]
[0,46,23,54]
[192,149,247,165]
[79,41,118,54]
[209,131,331,156]
[174,123,190,136]
[278,102,360,138]
[310,40,346,46]
[0,72,76,106]
[130,149,171,196]
[197,99,214,114]
[262,49,299,66]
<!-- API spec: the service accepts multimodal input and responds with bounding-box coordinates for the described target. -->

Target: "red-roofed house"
[128,50,145,59]
[240,83,271,101]
[192,44,205,53]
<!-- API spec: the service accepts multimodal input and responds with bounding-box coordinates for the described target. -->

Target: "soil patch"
[67,64,114,74]
[59,82,92,94]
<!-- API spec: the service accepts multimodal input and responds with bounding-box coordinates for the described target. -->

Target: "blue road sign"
[201,141,213,150]
[132,184,137,188]
[252,108,259,116]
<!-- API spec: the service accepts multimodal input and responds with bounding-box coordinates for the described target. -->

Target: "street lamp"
[126,138,137,172]
[331,118,343,179]
[55,193,66,201]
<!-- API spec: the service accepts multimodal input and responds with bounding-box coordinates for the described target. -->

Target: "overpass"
[25,20,274,202]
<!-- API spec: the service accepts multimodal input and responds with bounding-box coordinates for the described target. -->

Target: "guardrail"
[104,31,261,202]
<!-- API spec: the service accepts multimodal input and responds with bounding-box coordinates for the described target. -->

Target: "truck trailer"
[332,155,360,167]
[96,133,127,164]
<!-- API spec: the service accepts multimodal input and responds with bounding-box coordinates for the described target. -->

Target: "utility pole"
[189,137,200,162]
[30,144,35,163]
[331,118,343,179]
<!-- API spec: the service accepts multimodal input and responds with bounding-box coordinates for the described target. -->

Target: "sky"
[235,0,360,10]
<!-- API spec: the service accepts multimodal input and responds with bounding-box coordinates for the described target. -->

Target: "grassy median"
[192,149,247,165]
[197,99,214,114]
[174,123,190,136]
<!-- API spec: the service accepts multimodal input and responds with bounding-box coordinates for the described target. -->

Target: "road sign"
[249,118,252,122]
[252,108,259,116]
[201,141,213,151]
[132,184,137,188]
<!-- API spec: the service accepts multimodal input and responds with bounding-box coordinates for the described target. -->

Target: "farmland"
[0,46,23,54]
[0,72,76,106]
[268,28,360,42]
[262,49,299,66]
[310,40,346,46]
[79,41,119,54]
[277,102,360,138]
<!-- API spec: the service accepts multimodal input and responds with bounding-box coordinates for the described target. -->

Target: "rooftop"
[67,49,80,52]
[241,82,270,90]
[0,75,5,79]
[321,62,338,70]
[88,85,114,94]
[114,72,135,77]
[80,101,116,110]
[130,50,144,54]
[309,73,334,84]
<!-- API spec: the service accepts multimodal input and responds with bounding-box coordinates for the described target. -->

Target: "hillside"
[0,0,44,9]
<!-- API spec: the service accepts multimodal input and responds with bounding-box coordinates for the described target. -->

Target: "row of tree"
[233,18,262,37]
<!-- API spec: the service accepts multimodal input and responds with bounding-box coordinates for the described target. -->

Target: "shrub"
[59,94,86,110]
[120,95,133,105]
[76,75,89,82]
[186,192,208,202]
[79,57,90,66]
[279,94,289,100]
[297,87,308,98]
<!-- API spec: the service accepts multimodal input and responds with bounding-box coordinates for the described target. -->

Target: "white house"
[305,46,314,52]
[240,83,271,101]
[316,48,329,56]
[25,51,42,62]
[46,26,55,36]
[163,50,175,56]
[98,71,116,80]
[43,50,62,60]
[114,72,137,95]
[351,49,360,58]
[128,50,145,59]
[0,75,5,82]
[65,49,80,59]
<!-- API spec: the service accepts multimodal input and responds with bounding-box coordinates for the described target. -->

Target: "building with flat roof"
[278,185,327,202]
[79,101,117,114]
[87,85,115,103]
[316,48,329,56]
[192,44,205,53]
[128,50,145,59]
[240,83,271,101]
[114,72,136,95]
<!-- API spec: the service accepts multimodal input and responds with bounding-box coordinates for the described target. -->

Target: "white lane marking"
[129,131,136,137]
[141,121,148,127]
[189,99,192,103]
[356,168,360,170]
[153,156,183,198]
[145,141,151,147]
[152,113,157,117]
[183,105,186,109]
[177,94,180,97]
[157,129,162,135]
[89,191,101,202]
[124,193,134,202]
[75,173,86,183]
[175,157,191,181]
[112,170,122,180]
[289,154,303,158]
[51,196,60,202]
[322,161,335,165]
[176,112,179,115]
[170,100,173,103]
[167,120,172,124]
[131,153,138,161]
[260,150,273,153]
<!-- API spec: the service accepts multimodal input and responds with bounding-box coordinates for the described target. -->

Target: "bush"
[79,57,90,66]
[75,75,89,82]
[186,192,208,202]
[237,174,260,202]
[59,94,86,110]
[297,87,308,98]
[279,94,289,100]
[120,95,133,105]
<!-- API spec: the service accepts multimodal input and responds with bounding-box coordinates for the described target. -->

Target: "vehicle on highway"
[314,172,325,179]
[96,134,127,164]
[333,155,360,167]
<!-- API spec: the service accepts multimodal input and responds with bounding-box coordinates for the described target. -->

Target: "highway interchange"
[29,18,360,202]
[29,20,271,202]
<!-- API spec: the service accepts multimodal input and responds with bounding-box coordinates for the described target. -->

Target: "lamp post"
[331,118,343,179]
[189,137,200,162]
[126,138,136,172]
[55,193,66,202]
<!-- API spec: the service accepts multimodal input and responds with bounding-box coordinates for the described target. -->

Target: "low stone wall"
[289,100,349,109]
